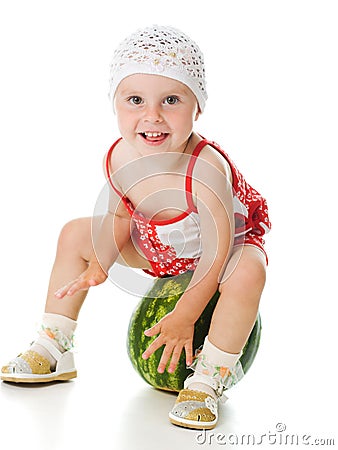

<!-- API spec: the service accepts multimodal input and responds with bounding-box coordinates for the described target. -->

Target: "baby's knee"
[240,260,266,292]
[220,253,266,296]
[58,218,91,250]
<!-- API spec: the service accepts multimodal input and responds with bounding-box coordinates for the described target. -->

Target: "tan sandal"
[1,337,77,383]
[169,388,218,429]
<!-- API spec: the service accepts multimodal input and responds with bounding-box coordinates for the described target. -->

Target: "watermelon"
[127,271,261,392]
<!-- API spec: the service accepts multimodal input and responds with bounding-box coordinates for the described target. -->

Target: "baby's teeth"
[145,132,162,137]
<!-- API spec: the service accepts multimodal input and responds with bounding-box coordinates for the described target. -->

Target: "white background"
[0,1,337,449]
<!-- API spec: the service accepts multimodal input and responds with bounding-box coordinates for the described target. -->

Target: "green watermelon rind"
[127,272,261,392]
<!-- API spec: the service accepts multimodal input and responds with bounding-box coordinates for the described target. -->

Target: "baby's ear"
[194,108,201,121]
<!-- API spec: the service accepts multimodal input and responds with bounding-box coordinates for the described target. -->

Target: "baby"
[1,25,271,430]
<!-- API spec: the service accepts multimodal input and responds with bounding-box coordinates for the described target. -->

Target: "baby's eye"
[128,96,143,105]
[164,96,179,105]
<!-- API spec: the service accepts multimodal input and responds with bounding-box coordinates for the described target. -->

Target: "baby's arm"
[143,150,234,372]
[175,151,234,319]
[55,164,133,298]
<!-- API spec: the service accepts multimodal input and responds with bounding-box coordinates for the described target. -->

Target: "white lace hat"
[109,25,207,112]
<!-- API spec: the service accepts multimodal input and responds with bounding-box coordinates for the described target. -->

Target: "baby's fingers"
[184,343,193,367]
[142,335,163,361]
[157,344,175,374]
[55,278,95,298]
[54,283,74,299]
[168,346,183,374]
[67,278,100,295]
[144,322,160,337]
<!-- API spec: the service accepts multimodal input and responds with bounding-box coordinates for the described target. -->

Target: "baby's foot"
[1,337,77,383]
[2,347,52,376]
[169,388,218,429]
[2,313,77,383]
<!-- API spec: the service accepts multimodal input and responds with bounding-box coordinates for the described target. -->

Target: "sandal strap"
[35,337,63,361]
[184,373,228,403]
[184,373,219,391]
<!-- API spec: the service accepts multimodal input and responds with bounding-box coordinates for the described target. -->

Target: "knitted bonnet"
[108,25,207,112]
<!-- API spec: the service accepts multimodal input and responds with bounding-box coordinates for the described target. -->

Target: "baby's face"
[114,74,200,154]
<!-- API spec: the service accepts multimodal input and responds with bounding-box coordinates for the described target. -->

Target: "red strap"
[185,138,238,212]
[185,139,208,212]
[105,138,123,196]
[105,138,135,215]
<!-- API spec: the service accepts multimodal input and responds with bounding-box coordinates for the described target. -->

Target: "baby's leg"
[209,245,266,353]
[192,246,266,390]
[45,217,96,320]
[170,246,266,428]
[1,217,98,381]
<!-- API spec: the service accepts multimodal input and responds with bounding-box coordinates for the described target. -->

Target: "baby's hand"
[142,311,194,374]
[54,261,107,299]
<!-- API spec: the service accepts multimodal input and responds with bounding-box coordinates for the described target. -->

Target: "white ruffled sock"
[187,336,242,399]
[30,313,77,371]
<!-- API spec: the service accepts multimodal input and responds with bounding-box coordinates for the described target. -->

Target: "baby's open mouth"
[139,132,169,143]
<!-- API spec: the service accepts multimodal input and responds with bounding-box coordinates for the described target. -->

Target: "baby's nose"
[144,105,163,123]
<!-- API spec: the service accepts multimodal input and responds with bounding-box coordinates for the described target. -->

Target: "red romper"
[105,138,271,278]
